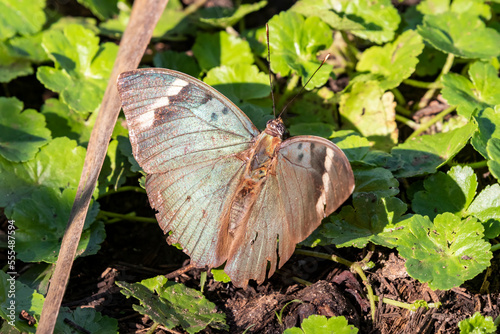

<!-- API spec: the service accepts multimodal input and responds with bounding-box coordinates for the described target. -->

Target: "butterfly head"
[265,118,285,138]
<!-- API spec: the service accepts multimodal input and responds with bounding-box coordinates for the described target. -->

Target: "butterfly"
[117,68,355,288]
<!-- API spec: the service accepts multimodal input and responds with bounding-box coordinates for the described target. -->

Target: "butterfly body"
[117,68,355,288]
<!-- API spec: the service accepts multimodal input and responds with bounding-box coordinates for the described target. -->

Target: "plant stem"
[407,105,456,140]
[294,249,353,267]
[403,79,442,89]
[351,262,376,321]
[291,276,313,286]
[448,160,488,169]
[391,88,406,106]
[395,114,419,130]
[418,53,454,109]
[491,243,500,253]
[98,185,146,199]
[98,210,157,223]
[372,296,441,310]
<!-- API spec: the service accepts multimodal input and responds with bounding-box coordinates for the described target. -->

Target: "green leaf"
[76,0,118,20]
[466,184,500,239]
[458,312,497,334]
[487,138,500,180]
[196,1,267,29]
[153,50,201,78]
[204,64,272,129]
[40,98,95,145]
[471,108,500,159]
[333,134,372,163]
[356,30,424,90]
[0,270,44,333]
[339,81,397,151]
[415,46,447,77]
[211,269,231,283]
[192,31,253,72]
[268,11,333,89]
[417,12,500,59]
[117,135,142,173]
[284,314,359,334]
[287,87,337,127]
[292,0,400,44]
[0,41,33,82]
[55,307,118,334]
[412,166,477,220]
[0,137,86,209]
[99,139,130,193]
[0,0,46,40]
[6,187,104,263]
[37,24,118,113]
[0,97,51,162]
[117,277,227,333]
[304,194,407,248]
[0,270,118,333]
[442,61,500,118]
[395,213,492,290]
[417,0,491,19]
[388,122,477,178]
[353,166,399,199]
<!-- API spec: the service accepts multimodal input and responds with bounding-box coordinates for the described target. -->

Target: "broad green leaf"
[117,135,142,173]
[17,264,54,296]
[204,64,272,129]
[0,270,45,333]
[0,137,86,209]
[412,166,477,220]
[458,312,497,334]
[50,17,99,34]
[268,11,333,89]
[292,0,399,44]
[99,139,130,193]
[37,25,118,113]
[55,307,118,334]
[466,184,500,239]
[152,0,192,40]
[0,270,118,333]
[417,0,491,19]
[211,269,231,283]
[417,12,500,59]
[0,97,51,162]
[339,81,397,151]
[487,138,500,180]
[76,0,118,20]
[388,122,476,178]
[304,195,407,248]
[356,30,424,90]
[353,166,399,199]
[415,46,447,77]
[289,123,336,138]
[196,1,267,28]
[395,213,492,290]
[6,187,104,263]
[334,134,371,162]
[287,87,337,128]
[284,315,358,334]
[5,32,48,63]
[40,98,96,145]
[192,31,253,72]
[153,50,201,78]
[0,42,33,82]
[0,0,46,40]
[471,108,500,159]
[442,62,500,118]
[117,277,227,333]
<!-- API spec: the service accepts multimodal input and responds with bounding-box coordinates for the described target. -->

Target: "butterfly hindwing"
[224,136,354,287]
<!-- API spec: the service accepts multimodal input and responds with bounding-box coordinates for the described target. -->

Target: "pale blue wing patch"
[117,68,259,174]
[146,156,246,268]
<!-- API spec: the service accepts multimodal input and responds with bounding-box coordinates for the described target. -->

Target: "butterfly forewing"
[117,69,259,174]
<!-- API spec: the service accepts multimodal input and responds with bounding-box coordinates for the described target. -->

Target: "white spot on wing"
[317,147,334,216]
[133,79,188,130]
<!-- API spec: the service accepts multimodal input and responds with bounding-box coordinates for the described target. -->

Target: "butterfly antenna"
[266,23,276,118]
[278,54,330,119]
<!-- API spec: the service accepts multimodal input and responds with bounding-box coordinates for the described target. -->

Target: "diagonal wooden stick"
[36,1,168,332]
